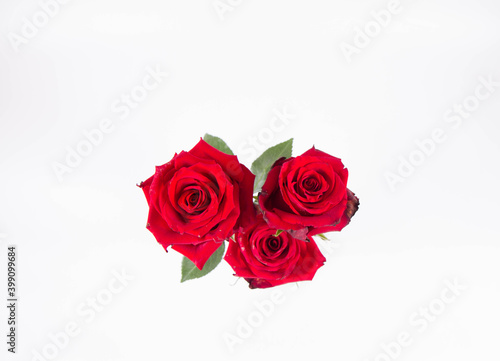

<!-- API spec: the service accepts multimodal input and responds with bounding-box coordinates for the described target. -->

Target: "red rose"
[259,147,359,240]
[139,139,255,269]
[224,215,326,289]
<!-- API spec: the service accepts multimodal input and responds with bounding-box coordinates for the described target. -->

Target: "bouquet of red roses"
[138,135,359,289]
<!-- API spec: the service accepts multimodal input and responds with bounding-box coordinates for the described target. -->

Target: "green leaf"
[317,233,330,241]
[203,134,234,155]
[251,138,293,192]
[273,229,284,237]
[180,242,225,282]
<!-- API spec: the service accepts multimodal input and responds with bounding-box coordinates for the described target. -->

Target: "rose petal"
[308,189,359,236]
[172,241,224,270]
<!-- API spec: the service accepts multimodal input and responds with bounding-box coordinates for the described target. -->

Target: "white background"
[1,0,500,360]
